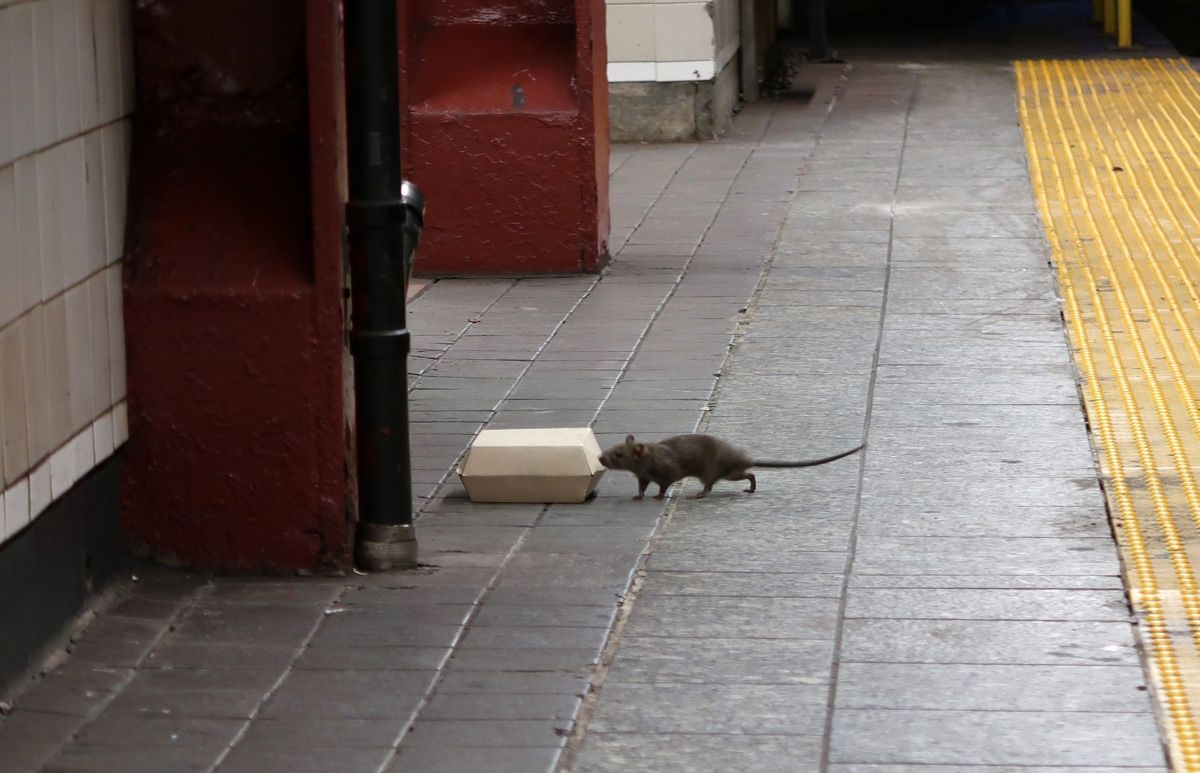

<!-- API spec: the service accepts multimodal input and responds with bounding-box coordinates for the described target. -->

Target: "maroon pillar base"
[121,0,349,572]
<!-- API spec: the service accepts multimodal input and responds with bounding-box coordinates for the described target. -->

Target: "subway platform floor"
[0,3,1193,771]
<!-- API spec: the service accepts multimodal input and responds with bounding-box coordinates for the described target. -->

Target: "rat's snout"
[598,454,609,468]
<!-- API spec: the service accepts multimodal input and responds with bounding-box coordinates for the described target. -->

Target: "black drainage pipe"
[807,0,840,63]
[344,0,421,571]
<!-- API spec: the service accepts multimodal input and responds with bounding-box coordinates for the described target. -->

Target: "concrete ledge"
[0,453,126,693]
[609,57,739,141]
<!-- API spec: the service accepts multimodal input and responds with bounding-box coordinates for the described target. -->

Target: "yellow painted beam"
[1118,0,1133,47]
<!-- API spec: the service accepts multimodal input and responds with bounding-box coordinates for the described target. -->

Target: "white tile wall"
[14,157,42,307]
[605,0,737,83]
[0,10,12,168]
[92,0,120,124]
[607,4,656,63]
[0,320,29,484]
[0,0,134,547]
[32,1,58,148]
[654,3,714,61]
[36,147,65,302]
[53,0,83,142]
[84,133,107,276]
[59,138,90,290]
[9,4,38,161]
[0,166,17,327]
[100,122,127,263]
[22,303,51,462]
[77,0,100,131]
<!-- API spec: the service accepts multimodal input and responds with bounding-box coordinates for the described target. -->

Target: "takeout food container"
[457,428,605,503]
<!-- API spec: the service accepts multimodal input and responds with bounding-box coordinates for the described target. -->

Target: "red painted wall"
[121,0,351,571]
[401,0,611,274]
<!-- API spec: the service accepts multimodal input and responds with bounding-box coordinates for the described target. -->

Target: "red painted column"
[121,0,352,570]
[400,0,611,274]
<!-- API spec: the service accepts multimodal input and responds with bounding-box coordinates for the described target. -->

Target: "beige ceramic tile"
[0,9,12,167]
[115,0,133,116]
[0,166,18,328]
[32,0,57,149]
[653,2,715,61]
[84,130,107,275]
[76,0,100,131]
[21,304,51,464]
[64,282,92,433]
[43,293,71,446]
[607,4,655,63]
[14,156,42,312]
[100,121,126,263]
[0,319,30,485]
[107,264,125,401]
[4,477,30,541]
[8,3,37,158]
[112,399,127,446]
[58,137,89,289]
[87,271,111,418]
[37,147,65,302]
[0,372,4,484]
[92,0,120,124]
[53,0,82,142]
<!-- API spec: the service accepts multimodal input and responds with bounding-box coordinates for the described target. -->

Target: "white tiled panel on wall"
[0,0,134,544]
[606,0,740,82]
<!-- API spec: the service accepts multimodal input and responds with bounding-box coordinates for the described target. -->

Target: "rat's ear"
[633,443,646,457]
[625,434,636,445]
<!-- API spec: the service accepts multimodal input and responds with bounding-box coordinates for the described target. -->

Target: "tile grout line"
[818,66,918,773]
[35,582,215,769]
[560,70,852,772]
[556,115,785,773]
[373,503,554,773]
[205,584,347,772]
[376,146,705,769]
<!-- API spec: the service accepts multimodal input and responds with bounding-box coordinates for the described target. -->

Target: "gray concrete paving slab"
[841,618,1142,665]
[45,744,226,773]
[829,767,1166,773]
[573,734,823,773]
[828,709,1163,767]
[834,663,1151,712]
[387,745,561,773]
[218,747,392,773]
[603,635,834,685]
[399,719,569,748]
[586,683,830,735]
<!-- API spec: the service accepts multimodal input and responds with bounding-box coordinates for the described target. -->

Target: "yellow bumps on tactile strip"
[1016,57,1200,772]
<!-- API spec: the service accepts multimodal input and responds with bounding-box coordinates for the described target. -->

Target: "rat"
[598,434,865,500]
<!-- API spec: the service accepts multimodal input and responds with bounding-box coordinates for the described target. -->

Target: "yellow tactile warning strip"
[1016,57,1200,771]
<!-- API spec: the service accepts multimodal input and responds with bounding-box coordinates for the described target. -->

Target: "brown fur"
[598,434,864,499]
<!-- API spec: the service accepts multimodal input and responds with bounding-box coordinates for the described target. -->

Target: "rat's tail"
[753,444,865,468]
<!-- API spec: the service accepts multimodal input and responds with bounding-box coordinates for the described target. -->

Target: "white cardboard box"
[458,428,606,503]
